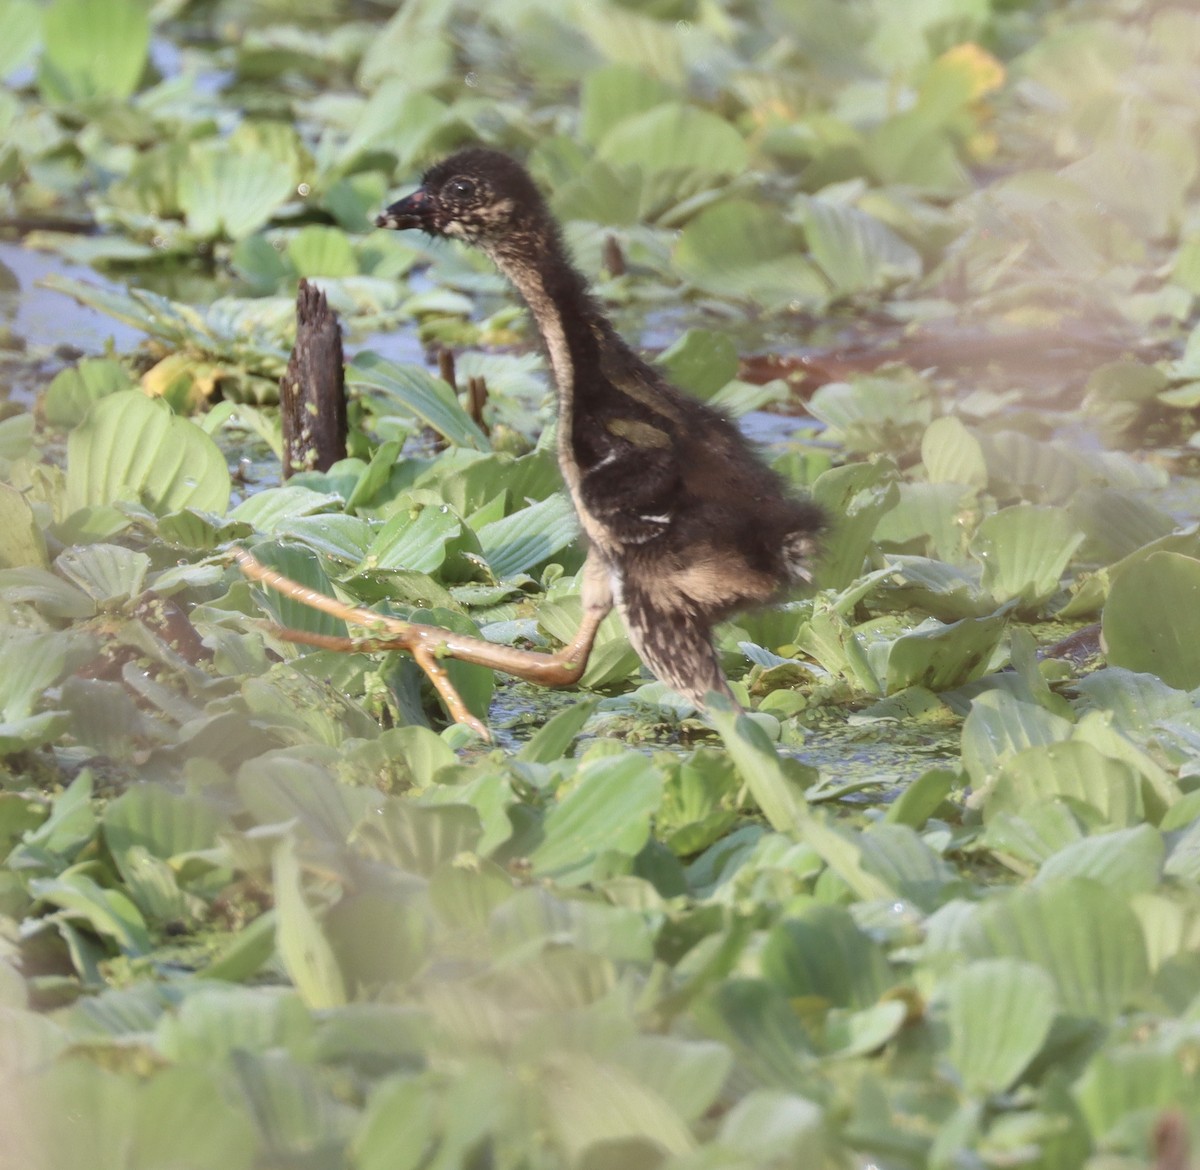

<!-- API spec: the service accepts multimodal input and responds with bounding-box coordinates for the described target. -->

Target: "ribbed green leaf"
[1036,824,1164,892]
[529,753,663,885]
[517,695,601,764]
[825,1001,908,1060]
[715,1090,827,1165]
[0,627,92,725]
[324,884,433,989]
[178,144,295,241]
[155,988,313,1064]
[1103,552,1200,689]
[0,412,34,461]
[580,63,675,146]
[488,887,653,965]
[921,415,987,488]
[43,358,135,428]
[811,459,901,591]
[878,556,990,620]
[537,589,639,688]
[368,504,462,574]
[56,544,150,605]
[542,1052,696,1161]
[357,800,482,875]
[14,1062,258,1170]
[808,371,933,456]
[1070,487,1176,564]
[278,513,373,562]
[244,541,347,638]
[30,872,152,957]
[881,611,1007,693]
[65,392,231,517]
[979,431,1079,505]
[238,758,382,846]
[103,785,224,863]
[674,199,828,312]
[339,83,449,167]
[942,959,1056,1094]
[577,3,686,85]
[230,486,342,531]
[958,879,1150,1021]
[986,740,1143,827]
[477,493,578,578]
[875,482,978,566]
[39,0,149,102]
[699,980,817,1090]
[0,0,39,79]
[961,690,1073,788]
[971,504,1085,608]
[1075,1043,1200,1144]
[598,102,748,178]
[708,698,809,833]
[272,837,347,1009]
[799,197,922,297]
[0,1006,69,1074]
[609,1036,732,1124]
[859,822,960,911]
[0,485,47,571]
[287,225,358,277]
[761,904,893,1009]
[428,859,515,931]
[232,1050,348,1161]
[352,1075,437,1170]
[350,352,489,450]
[656,329,739,399]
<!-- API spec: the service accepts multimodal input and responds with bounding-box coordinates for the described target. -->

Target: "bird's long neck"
[488,229,606,402]
[484,228,613,498]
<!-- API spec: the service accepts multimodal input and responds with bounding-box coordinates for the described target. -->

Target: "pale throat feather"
[489,253,610,546]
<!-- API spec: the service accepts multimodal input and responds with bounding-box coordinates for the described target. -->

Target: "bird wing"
[577,420,682,546]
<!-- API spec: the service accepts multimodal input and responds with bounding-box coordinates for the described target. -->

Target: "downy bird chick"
[377,148,826,708]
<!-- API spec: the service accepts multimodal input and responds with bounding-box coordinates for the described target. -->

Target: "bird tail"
[620,596,733,709]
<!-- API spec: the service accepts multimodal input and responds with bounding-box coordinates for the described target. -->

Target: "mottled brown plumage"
[377,148,826,708]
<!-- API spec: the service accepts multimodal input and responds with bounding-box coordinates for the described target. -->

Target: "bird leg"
[233,548,613,738]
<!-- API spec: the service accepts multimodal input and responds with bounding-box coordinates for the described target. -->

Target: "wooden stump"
[279,279,347,477]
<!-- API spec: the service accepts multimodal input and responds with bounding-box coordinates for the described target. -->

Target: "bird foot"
[232,549,605,740]
[233,548,492,739]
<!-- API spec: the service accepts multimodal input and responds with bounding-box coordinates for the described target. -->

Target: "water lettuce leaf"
[1102,551,1200,689]
[178,144,296,242]
[798,196,922,297]
[43,358,136,428]
[350,352,489,451]
[674,200,828,312]
[38,0,149,103]
[0,485,47,570]
[970,505,1085,609]
[65,392,231,518]
[941,958,1056,1095]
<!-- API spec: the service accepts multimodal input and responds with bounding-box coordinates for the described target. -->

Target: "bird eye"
[445,177,476,200]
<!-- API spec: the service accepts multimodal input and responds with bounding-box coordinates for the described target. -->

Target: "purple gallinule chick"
[374,148,826,709]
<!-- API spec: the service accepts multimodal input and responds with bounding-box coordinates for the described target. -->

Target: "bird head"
[375,148,545,248]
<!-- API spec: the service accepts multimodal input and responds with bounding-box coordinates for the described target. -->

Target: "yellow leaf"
[141,353,224,412]
[140,352,189,398]
[938,42,1006,101]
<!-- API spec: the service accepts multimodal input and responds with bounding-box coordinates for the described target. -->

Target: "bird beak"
[375,187,433,230]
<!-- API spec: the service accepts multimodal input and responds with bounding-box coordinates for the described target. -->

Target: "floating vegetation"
[1,0,1199,1166]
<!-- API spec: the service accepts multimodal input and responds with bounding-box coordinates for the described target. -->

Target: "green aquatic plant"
[0,0,1198,1166]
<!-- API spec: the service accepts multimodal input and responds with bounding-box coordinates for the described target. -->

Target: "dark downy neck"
[483,223,611,410]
